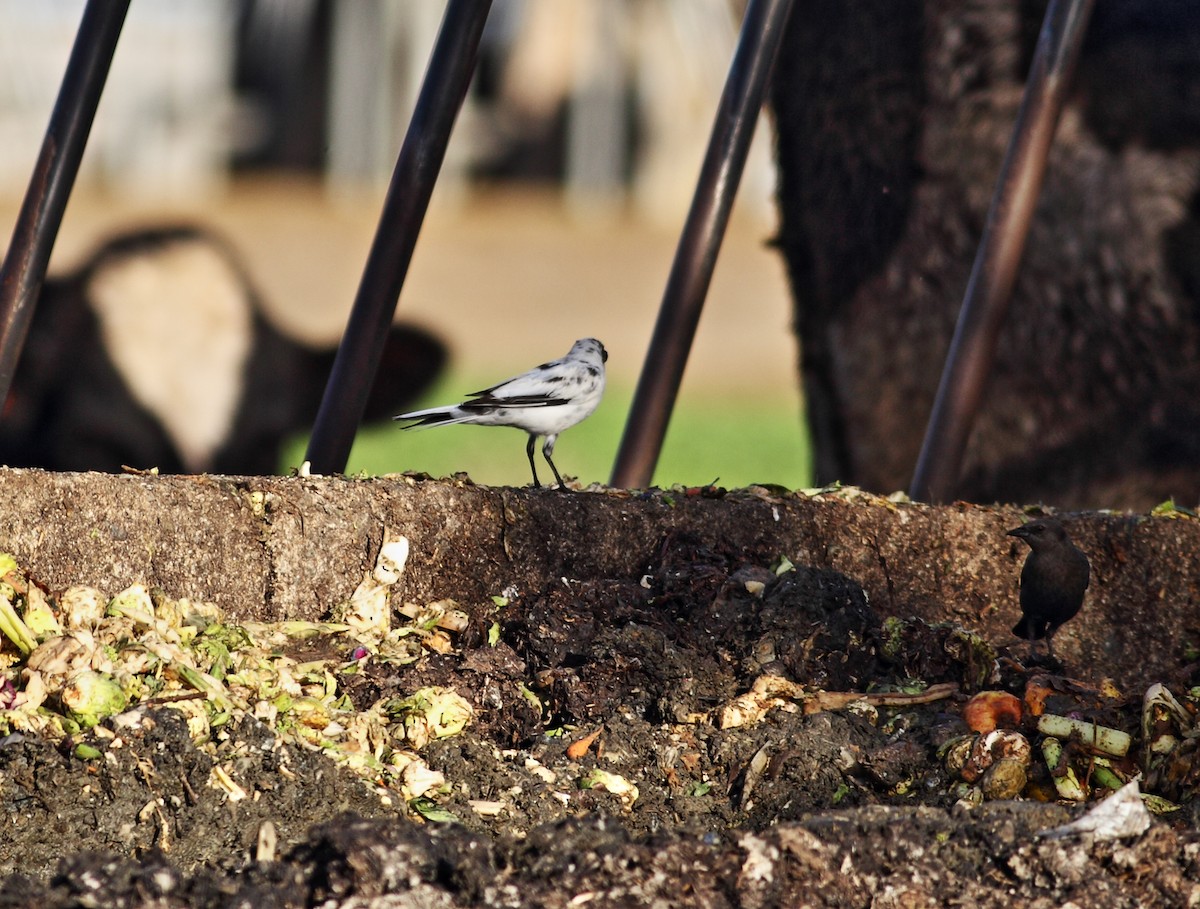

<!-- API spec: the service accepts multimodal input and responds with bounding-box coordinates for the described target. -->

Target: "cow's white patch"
[88,239,253,472]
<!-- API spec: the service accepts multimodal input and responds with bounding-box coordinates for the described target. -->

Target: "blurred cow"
[0,225,445,475]
[770,0,1200,510]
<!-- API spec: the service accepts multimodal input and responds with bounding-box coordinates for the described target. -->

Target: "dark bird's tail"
[1012,617,1045,640]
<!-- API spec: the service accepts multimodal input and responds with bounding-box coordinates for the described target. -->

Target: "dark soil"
[2,527,1199,907]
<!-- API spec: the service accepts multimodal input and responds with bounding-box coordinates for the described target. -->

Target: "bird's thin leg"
[525,435,541,488]
[543,435,566,490]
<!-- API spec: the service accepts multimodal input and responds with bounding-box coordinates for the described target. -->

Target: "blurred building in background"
[0,0,235,196]
[0,0,774,224]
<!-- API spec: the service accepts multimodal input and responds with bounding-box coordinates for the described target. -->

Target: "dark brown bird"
[1008,518,1090,658]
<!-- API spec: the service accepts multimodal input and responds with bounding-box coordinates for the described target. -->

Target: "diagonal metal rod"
[909,0,1095,504]
[610,0,795,489]
[0,0,130,412]
[306,0,492,474]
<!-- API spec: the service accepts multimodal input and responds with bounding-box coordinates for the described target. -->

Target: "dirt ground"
[2,503,1199,908]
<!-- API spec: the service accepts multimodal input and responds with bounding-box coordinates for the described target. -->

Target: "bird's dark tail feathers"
[394,410,458,429]
[1012,618,1045,640]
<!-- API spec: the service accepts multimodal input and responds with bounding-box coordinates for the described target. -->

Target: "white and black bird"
[394,338,607,489]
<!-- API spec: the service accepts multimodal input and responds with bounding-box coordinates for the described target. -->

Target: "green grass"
[282,376,812,490]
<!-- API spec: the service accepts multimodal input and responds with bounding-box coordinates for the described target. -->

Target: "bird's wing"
[460,398,568,414]
[465,362,575,408]
[462,391,571,410]
[468,358,558,395]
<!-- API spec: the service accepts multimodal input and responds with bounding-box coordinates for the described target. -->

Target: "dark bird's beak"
[1007,525,1030,540]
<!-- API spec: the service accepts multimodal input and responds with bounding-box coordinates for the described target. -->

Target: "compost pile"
[1,520,1199,908]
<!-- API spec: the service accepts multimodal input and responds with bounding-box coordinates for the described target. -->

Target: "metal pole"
[610,0,795,488]
[909,0,1095,503]
[0,0,130,411]
[305,0,492,474]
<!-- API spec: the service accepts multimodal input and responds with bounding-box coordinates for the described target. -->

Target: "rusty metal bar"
[0,0,130,411]
[909,0,1096,503]
[306,0,492,474]
[610,0,795,488]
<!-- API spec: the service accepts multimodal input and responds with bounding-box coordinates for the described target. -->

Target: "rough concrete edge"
[0,468,1192,688]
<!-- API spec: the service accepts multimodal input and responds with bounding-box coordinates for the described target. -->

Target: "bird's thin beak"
[1006,526,1028,539]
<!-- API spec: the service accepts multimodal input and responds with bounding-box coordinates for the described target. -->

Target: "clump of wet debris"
[1,524,1200,902]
